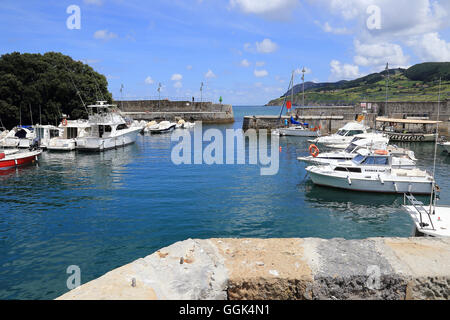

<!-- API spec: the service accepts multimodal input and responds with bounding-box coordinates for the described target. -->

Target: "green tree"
[0,52,112,129]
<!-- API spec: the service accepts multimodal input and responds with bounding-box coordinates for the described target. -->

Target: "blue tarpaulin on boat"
[290,117,301,125]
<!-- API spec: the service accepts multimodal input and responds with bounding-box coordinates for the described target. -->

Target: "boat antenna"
[62,59,88,114]
[429,77,441,215]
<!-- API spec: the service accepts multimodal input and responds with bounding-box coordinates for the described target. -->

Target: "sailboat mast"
[291,70,294,113]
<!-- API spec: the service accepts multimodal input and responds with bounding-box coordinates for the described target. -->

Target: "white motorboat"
[75,101,143,151]
[309,122,369,147]
[47,120,91,151]
[305,149,434,194]
[148,121,176,134]
[0,126,35,148]
[403,194,450,237]
[34,124,62,149]
[277,125,320,137]
[298,138,417,168]
[440,141,450,153]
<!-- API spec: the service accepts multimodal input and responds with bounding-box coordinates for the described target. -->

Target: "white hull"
[403,205,450,237]
[47,139,77,151]
[441,142,450,153]
[307,167,433,194]
[76,128,140,151]
[278,127,320,137]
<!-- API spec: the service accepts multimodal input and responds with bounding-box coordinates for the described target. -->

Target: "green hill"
[267,62,450,106]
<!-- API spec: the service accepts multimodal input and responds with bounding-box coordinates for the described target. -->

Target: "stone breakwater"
[116,100,234,124]
[57,237,450,300]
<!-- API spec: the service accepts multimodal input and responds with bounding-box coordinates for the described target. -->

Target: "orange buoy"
[309,144,320,158]
[374,149,388,155]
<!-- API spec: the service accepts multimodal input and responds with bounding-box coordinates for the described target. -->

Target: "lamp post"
[200,82,204,106]
[158,82,162,108]
[302,67,306,107]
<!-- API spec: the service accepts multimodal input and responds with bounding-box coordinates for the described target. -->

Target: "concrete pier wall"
[116,100,234,124]
[57,237,450,300]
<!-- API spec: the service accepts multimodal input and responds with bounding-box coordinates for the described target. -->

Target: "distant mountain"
[267,63,450,106]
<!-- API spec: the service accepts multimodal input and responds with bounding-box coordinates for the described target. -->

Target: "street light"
[200,82,204,106]
[158,82,162,108]
[302,67,306,107]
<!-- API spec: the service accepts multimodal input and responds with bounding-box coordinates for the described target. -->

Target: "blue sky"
[1,0,450,105]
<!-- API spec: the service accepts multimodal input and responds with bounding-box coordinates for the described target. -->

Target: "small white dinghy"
[148,121,176,134]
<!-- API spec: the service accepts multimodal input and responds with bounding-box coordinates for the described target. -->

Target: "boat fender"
[378,174,384,184]
[347,176,352,185]
[309,144,320,158]
[394,182,398,192]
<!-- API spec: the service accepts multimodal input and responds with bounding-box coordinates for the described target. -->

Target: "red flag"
[286,101,292,109]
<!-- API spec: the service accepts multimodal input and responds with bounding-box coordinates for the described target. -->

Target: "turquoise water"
[0,106,449,299]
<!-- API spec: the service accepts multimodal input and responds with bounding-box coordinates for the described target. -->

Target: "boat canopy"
[376,117,442,124]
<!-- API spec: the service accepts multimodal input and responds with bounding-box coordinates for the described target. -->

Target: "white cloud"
[329,60,360,80]
[205,69,217,79]
[254,69,269,77]
[255,61,265,67]
[186,65,193,70]
[354,40,409,69]
[255,38,278,53]
[93,29,117,40]
[229,0,299,19]
[84,0,103,5]
[240,59,250,67]
[407,32,450,62]
[315,21,350,35]
[309,0,450,69]
[171,73,183,81]
[145,76,154,85]
[174,81,183,89]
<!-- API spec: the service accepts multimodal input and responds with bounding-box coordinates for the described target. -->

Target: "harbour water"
[0,106,449,299]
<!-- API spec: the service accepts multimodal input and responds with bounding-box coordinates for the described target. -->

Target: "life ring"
[374,149,388,155]
[309,144,320,158]
[62,119,68,126]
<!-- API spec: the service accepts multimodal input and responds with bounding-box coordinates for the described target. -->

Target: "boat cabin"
[335,122,367,137]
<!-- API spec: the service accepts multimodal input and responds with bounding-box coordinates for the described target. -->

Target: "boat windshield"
[352,154,365,164]
[345,143,357,153]
[362,156,389,165]
[337,130,347,136]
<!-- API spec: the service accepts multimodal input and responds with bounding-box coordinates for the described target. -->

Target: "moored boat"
[75,101,143,151]
[309,122,369,147]
[0,149,42,169]
[148,121,176,134]
[305,149,434,194]
[375,117,441,142]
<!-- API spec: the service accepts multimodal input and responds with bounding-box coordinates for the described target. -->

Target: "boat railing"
[403,193,435,231]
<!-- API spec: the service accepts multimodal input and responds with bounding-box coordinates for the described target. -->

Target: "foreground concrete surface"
[57,237,450,300]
